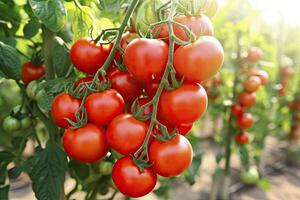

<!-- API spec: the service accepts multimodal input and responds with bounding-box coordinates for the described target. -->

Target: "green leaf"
[23,19,40,39]
[0,185,9,200]
[0,42,21,80]
[70,6,93,40]
[257,178,272,191]
[0,151,15,164]
[8,166,22,179]
[29,0,67,32]
[184,151,203,185]
[23,142,67,200]
[52,37,71,77]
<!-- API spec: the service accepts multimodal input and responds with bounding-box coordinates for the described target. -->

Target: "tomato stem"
[42,25,55,80]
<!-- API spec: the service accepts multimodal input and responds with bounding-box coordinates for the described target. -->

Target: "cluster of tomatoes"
[288,95,300,141]
[50,10,224,197]
[278,66,294,96]
[231,48,269,145]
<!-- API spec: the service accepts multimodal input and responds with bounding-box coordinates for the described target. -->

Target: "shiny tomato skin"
[235,132,251,144]
[231,104,244,117]
[174,36,224,83]
[51,93,81,129]
[115,32,139,61]
[84,89,125,126]
[159,83,207,125]
[248,69,269,85]
[239,92,256,107]
[70,38,111,75]
[108,68,143,103]
[112,156,157,198]
[149,134,193,177]
[107,114,148,155]
[237,113,254,130]
[22,61,45,85]
[62,123,108,163]
[145,81,160,98]
[244,76,261,93]
[124,38,169,82]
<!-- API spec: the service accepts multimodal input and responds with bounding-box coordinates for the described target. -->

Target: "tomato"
[99,161,113,175]
[63,123,108,163]
[289,130,299,140]
[237,113,253,130]
[239,92,256,107]
[2,116,21,132]
[130,97,153,119]
[178,0,219,18]
[107,114,148,155]
[149,134,193,177]
[115,32,139,61]
[70,38,111,75]
[240,168,259,185]
[112,156,157,198]
[84,89,125,126]
[159,83,207,125]
[177,123,193,136]
[247,47,262,63]
[26,80,45,101]
[157,113,193,136]
[235,132,250,144]
[20,117,32,130]
[248,69,269,85]
[243,76,261,93]
[124,38,169,82]
[21,61,45,85]
[231,104,244,117]
[74,76,93,89]
[280,67,293,77]
[145,81,159,98]
[174,36,224,83]
[108,68,143,103]
[51,93,81,129]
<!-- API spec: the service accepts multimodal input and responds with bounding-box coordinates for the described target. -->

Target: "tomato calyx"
[30,50,44,66]
[133,156,152,173]
[131,98,152,121]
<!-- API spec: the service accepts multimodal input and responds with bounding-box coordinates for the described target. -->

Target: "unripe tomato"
[70,38,111,75]
[240,168,259,185]
[239,92,256,107]
[107,114,148,155]
[62,123,108,163]
[51,93,81,129]
[26,80,46,101]
[243,76,261,93]
[280,67,294,77]
[99,161,113,175]
[22,61,45,85]
[112,156,157,198]
[247,47,262,63]
[3,116,21,132]
[235,132,251,144]
[20,117,32,130]
[84,89,125,126]
[124,38,168,82]
[237,113,253,130]
[231,104,244,117]
[174,36,224,83]
[149,134,193,177]
[248,69,269,85]
[159,83,207,125]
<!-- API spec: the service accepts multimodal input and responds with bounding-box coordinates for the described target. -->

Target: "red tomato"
[248,69,269,85]
[239,92,256,107]
[70,38,111,75]
[145,81,160,98]
[51,93,81,129]
[177,123,193,136]
[21,61,45,85]
[243,76,261,93]
[247,47,262,63]
[124,38,169,82]
[115,32,139,61]
[174,36,224,83]
[107,114,148,155]
[237,113,253,130]
[235,132,251,144]
[74,77,93,89]
[107,68,143,103]
[159,83,207,125]
[231,104,244,117]
[112,156,157,198]
[84,89,125,126]
[149,134,193,177]
[280,67,294,77]
[62,123,108,163]
[130,97,153,119]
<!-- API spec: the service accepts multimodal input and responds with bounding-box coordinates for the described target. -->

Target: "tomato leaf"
[70,6,93,40]
[0,42,21,80]
[29,0,67,32]
[8,166,22,179]
[52,37,71,77]
[0,151,15,165]
[23,19,40,39]
[23,142,67,200]
[0,185,9,200]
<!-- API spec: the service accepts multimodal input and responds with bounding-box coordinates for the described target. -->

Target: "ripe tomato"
[280,67,293,77]
[243,76,261,93]
[130,97,153,119]
[84,89,125,126]
[149,134,193,177]
[145,81,159,98]
[124,38,168,82]
[108,68,143,103]
[51,93,81,129]
[231,104,244,117]
[70,38,111,75]
[247,47,262,63]
[248,69,269,85]
[235,132,251,144]
[239,92,256,107]
[107,114,148,155]
[159,83,207,125]
[21,61,45,85]
[115,32,139,61]
[62,123,108,163]
[237,113,253,129]
[177,123,193,136]
[174,36,224,83]
[112,156,157,198]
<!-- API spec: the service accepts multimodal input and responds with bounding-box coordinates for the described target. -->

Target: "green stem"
[42,25,55,79]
